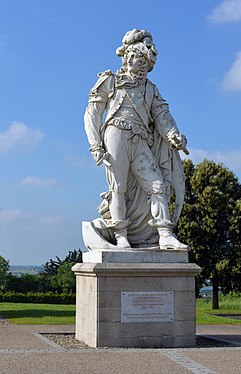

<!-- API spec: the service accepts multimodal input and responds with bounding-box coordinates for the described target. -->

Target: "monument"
[72,29,201,348]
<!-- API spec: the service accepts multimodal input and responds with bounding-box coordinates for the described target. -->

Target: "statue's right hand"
[92,149,105,165]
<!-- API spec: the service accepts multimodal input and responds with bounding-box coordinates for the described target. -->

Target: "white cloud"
[220,51,241,91]
[0,122,45,153]
[39,215,64,225]
[0,209,27,222]
[19,176,56,187]
[208,0,241,24]
[183,148,241,178]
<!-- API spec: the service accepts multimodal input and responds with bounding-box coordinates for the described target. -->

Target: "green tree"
[176,159,241,309]
[42,249,82,276]
[0,255,9,291]
[54,262,76,293]
[6,273,54,293]
[41,249,82,293]
[221,198,241,293]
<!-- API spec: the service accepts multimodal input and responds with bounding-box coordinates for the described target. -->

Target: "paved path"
[0,322,241,374]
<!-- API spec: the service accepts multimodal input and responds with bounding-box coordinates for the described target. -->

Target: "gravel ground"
[41,333,239,350]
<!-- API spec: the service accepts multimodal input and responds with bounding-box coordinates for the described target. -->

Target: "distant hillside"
[10,265,43,276]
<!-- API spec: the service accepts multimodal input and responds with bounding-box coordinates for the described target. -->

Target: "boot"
[158,228,188,250]
[149,219,188,250]
[114,229,131,248]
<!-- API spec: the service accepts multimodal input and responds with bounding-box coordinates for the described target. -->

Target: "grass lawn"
[0,302,75,324]
[196,296,241,324]
[1,294,241,325]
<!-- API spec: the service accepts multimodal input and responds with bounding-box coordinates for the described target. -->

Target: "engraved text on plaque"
[121,291,174,323]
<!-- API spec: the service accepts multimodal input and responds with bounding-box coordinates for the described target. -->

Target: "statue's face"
[126,51,143,75]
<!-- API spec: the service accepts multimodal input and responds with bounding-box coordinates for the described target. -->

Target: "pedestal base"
[72,261,201,348]
[83,247,189,263]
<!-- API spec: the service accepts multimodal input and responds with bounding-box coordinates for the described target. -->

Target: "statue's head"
[116,29,158,73]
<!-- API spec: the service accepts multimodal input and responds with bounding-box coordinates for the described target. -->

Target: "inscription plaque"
[121,291,174,323]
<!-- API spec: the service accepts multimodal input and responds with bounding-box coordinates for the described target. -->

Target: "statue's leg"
[108,192,130,247]
[103,126,131,247]
[150,191,169,221]
[108,191,126,221]
[130,139,188,250]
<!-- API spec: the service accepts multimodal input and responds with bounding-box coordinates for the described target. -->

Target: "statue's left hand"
[168,132,189,155]
[92,149,105,165]
[170,133,187,150]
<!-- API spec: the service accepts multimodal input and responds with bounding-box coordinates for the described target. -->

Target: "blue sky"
[1,0,241,265]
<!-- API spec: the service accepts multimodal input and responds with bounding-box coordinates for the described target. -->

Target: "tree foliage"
[6,249,82,295]
[6,273,53,293]
[0,255,9,291]
[40,249,82,294]
[55,262,76,294]
[176,159,241,308]
[41,249,82,276]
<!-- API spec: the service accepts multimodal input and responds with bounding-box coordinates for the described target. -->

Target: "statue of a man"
[84,29,188,250]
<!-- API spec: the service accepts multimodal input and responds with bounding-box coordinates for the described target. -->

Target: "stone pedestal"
[82,248,189,264]
[72,252,201,348]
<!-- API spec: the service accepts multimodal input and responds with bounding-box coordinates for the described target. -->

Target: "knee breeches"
[104,125,164,195]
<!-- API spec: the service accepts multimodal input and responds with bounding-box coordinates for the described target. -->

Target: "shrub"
[0,292,76,304]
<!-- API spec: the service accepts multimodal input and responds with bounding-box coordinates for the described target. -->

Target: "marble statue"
[84,29,189,251]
